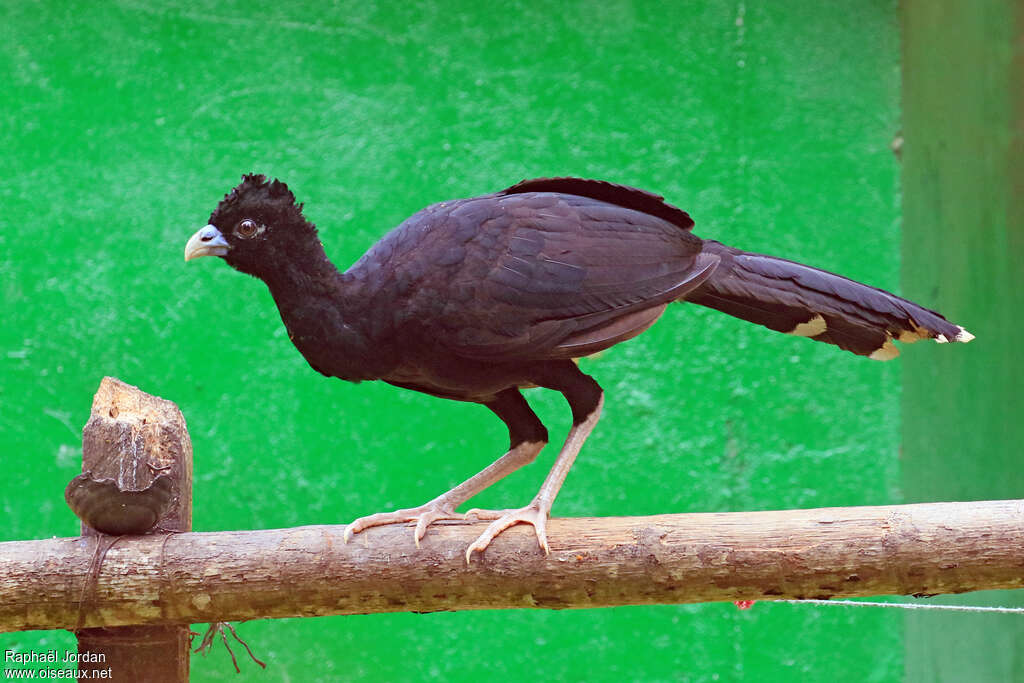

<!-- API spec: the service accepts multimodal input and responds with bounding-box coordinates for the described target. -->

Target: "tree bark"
[2,498,1022,633]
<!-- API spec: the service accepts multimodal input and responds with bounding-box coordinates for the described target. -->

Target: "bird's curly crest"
[211,173,315,236]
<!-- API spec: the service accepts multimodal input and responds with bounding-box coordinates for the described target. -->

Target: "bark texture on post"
[2,499,1022,632]
[72,377,193,683]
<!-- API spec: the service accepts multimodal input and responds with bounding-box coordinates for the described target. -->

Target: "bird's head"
[185,174,321,279]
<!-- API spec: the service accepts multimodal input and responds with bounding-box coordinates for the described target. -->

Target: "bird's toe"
[464,502,551,563]
[344,502,464,546]
[463,507,506,521]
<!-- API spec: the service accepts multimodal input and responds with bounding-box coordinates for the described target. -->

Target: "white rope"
[780,599,1024,614]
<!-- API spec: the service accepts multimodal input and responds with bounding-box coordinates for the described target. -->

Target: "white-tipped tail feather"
[687,241,974,361]
[935,326,975,344]
[872,324,975,361]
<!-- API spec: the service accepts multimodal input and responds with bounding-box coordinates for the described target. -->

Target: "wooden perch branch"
[3,498,1023,633]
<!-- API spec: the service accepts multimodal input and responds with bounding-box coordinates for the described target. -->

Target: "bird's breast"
[275,295,394,383]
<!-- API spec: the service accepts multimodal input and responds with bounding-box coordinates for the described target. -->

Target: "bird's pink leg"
[465,394,603,562]
[343,439,545,546]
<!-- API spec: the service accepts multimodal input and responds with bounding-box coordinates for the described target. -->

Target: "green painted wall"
[901,1,1024,681]
[1,2,909,680]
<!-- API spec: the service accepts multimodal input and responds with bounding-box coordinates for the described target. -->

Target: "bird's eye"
[236,219,259,238]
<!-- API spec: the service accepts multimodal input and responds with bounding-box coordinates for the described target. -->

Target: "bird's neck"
[259,247,388,381]
[261,243,346,303]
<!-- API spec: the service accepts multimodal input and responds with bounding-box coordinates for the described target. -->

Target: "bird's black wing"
[367,184,716,362]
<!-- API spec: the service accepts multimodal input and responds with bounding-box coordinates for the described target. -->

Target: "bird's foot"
[464,499,551,562]
[344,500,465,547]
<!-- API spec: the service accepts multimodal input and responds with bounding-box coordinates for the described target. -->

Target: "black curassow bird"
[185,174,973,561]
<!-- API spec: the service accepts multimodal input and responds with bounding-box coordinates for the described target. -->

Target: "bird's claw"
[464,502,551,563]
[344,502,464,547]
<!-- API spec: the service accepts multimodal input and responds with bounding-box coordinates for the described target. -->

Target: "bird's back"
[347,190,708,366]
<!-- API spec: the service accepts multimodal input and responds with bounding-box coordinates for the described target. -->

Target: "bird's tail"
[683,240,973,360]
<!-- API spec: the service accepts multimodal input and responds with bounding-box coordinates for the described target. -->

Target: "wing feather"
[371,188,710,360]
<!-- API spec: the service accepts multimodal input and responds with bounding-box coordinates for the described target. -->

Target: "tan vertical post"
[72,377,193,682]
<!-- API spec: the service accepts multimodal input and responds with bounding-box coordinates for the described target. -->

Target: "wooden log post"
[70,378,193,682]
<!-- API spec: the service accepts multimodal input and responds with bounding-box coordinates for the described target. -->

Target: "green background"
[900,1,1024,681]
[0,1,1012,681]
